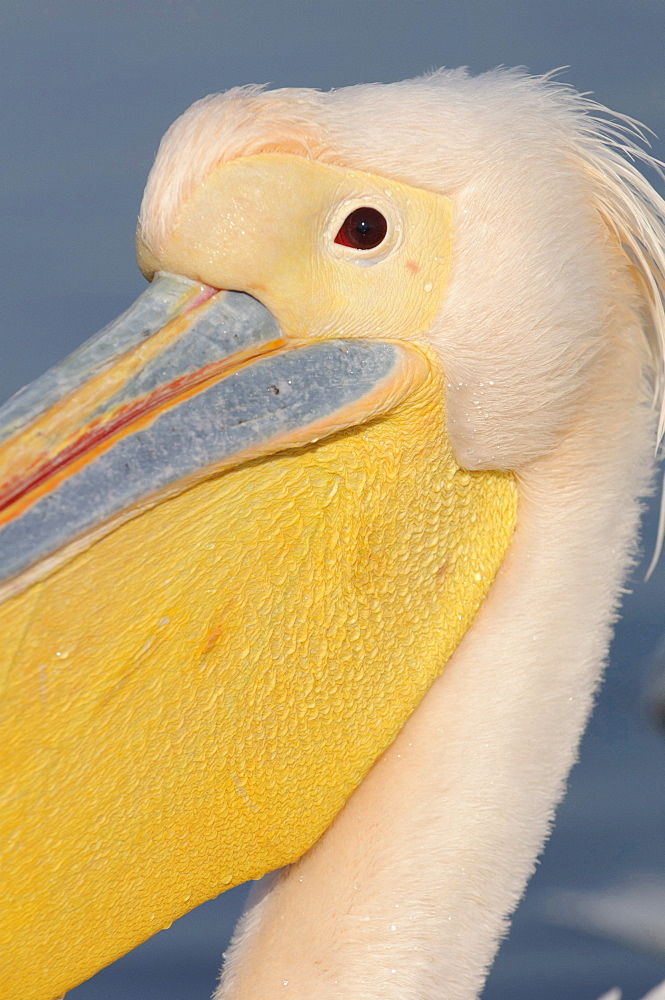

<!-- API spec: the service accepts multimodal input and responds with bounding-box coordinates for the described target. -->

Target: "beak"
[0,268,516,1000]
[0,271,425,600]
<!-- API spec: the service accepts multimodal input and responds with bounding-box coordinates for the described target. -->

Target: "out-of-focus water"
[2,2,665,997]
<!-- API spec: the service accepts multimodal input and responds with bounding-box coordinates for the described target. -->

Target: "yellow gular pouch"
[0,153,517,999]
[0,362,516,999]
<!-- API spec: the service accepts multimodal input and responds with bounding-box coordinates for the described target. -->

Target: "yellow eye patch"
[138,152,454,345]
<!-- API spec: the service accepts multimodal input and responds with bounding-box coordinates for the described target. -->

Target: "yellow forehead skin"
[1,154,517,998]
[138,153,453,343]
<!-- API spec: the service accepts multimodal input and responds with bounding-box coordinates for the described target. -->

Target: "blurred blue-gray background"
[2,2,665,997]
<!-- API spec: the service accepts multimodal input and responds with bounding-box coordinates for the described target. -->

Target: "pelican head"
[1,69,665,1000]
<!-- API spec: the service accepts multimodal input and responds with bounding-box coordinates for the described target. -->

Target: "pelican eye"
[334,207,388,250]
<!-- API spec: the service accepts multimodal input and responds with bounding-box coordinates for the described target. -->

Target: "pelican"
[1,68,665,1000]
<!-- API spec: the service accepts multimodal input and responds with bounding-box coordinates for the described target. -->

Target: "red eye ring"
[334,207,388,250]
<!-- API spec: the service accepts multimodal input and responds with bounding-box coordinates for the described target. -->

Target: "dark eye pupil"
[335,207,388,250]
